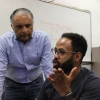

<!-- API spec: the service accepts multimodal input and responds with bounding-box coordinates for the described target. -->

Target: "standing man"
[36,33,100,100]
[0,8,53,100]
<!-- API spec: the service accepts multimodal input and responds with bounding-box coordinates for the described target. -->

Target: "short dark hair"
[10,8,33,23]
[61,33,87,61]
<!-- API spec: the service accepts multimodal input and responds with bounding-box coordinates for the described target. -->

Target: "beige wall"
[92,47,100,77]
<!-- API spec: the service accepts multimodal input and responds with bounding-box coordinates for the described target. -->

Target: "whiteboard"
[0,0,91,61]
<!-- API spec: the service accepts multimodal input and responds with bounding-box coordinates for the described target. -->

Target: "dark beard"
[52,56,74,73]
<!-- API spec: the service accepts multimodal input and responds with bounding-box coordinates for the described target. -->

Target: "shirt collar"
[13,31,33,42]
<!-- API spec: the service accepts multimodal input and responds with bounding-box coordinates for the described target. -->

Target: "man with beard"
[36,33,100,100]
[0,8,53,100]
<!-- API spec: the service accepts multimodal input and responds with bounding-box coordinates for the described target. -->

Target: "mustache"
[52,59,60,69]
[52,59,58,63]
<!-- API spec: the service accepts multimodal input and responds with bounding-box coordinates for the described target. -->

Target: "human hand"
[47,67,78,96]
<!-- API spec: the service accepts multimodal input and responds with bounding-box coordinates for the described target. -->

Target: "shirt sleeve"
[41,34,53,77]
[0,37,8,99]
[79,78,100,100]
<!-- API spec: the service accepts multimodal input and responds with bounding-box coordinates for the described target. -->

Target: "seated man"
[36,33,100,100]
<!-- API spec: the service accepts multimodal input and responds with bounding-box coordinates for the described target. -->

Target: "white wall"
[53,0,100,47]
[0,0,99,47]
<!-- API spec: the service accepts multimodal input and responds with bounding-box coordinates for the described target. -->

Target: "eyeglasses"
[51,48,76,56]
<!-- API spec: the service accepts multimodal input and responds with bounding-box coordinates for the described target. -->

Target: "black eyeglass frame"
[51,48,76,56]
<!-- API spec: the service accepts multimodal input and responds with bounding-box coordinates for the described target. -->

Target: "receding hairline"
[56,37,72,48]
[10,8,34,23]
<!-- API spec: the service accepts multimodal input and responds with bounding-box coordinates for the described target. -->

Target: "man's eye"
[59,50,65,54]
[54,49,57,53]
[26,24,31,28]
[16,25,22,29]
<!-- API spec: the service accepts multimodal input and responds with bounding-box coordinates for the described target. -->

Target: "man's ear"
[74,52,82,62]
[11,24,14,30]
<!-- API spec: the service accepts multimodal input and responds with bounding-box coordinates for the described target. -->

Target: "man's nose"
[22,26,27,32]
[54,52,59,59]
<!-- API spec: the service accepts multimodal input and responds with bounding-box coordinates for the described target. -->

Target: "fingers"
[47,67,78,84]
[47,68,61,82]
[69,67,78,81]
[47,68,65,83]
[47,75,55,83]
[57,68,67,80]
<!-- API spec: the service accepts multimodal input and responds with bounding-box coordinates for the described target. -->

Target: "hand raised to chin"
[47,67,78,96]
